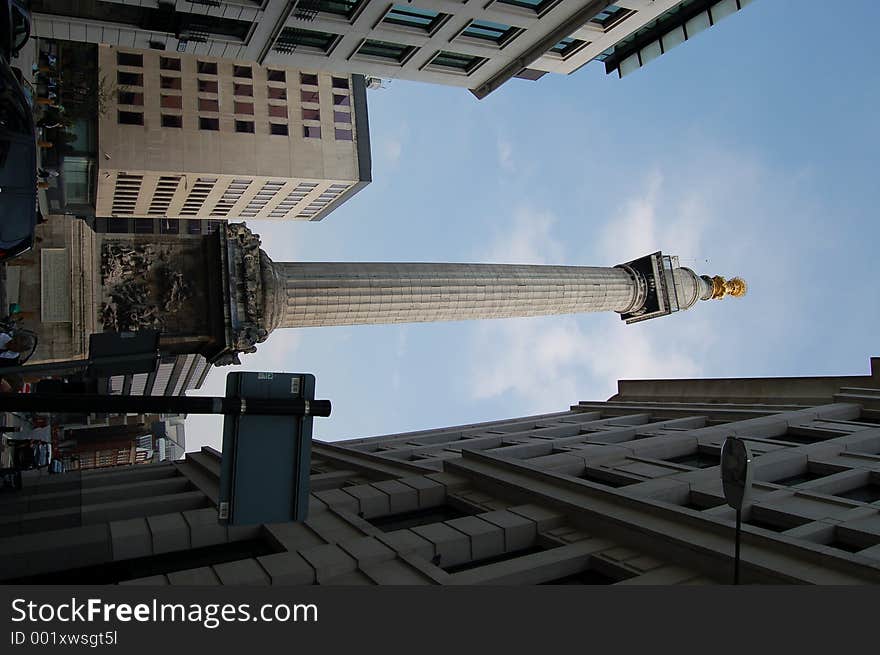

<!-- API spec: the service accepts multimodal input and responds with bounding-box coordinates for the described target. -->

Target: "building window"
[331,77,349,90]
[355,39,417,64]
[233,65,252,79]
[235,120,255,133]
[590,4,634,29]
[234,101,254,115]
[333,111,351,124]
[117,91,143,106]
[159,56,180,71]
[198,98,220,112]
[161,114,182,128]
[117,111,144,126]
[269,104,288,118]
[275,28,340,54]
[303,126,321,139]
[160,76,181,90]
[117,52,143,67]
[270,123,289,136]
[427,51,487,74]
[460,19,521,46]
[548,37,589,58]
[197,61,218,75]
[199,117,220,131]
[159,218,179,234]
[301,73,319,86]
[118,71,143,86]
[134,218,154,234]
[494,0,558,16]
[267,69,286,83]
[234,83,253,97]
[334,128,353,141]
[160,95,183,109]
[301,90,320,103]
[310,0,363,20]
[198,79,219,94]
[382,5,448,34]
[186,220,203,235]
[267,86,287,100]
[302,108,320,121]
[333,94,350,107]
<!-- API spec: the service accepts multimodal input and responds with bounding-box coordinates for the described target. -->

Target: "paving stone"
[213,558,270,585]
[110,518,152,561]
[445,516,504,561]
[147,513,190,554]
[182,507,227,548]
[258,551,316,585]
[339,536,396,565]
[479,510,537,552]
[411,522,470,568]
[299,544,358,582]
[398,476,446,507]
[370,480,419,514]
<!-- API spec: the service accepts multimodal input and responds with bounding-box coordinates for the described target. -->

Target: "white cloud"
[381,138,402,165]
[482,207,565,264]
[497,139,515,173]
[468,171,717,411]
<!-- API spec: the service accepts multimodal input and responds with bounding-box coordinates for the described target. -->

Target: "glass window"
[134,218,154,234]
[382,5,446,33]
[301,90,320,103]
[160,76,181,90]
[300,73,319,86]
[159,218,179,234]
[333,94,350,107]
[590,4,634,29]
[197,61,218,75]
[161,114,182,128]
[117,91,143,106]
[461,19,520,46]
[198,98,220,112]
[335,128,353,141]
[302,108,320,121]
[303,126,322,139]
[117,52,143,67]
[117,111,144,126]
[275,28,339,53]
[269,105,288,118]
[267,70,286,82]
[234,101,254,115]
[161,95,183,109]
[187,220,203,235]
[494,0,556,15]
[270,123,289,136]
[159,57,180,71]
[356,39,416,63]
[333,111,351,124]
[199,117,220,131]
[198,79,219,93]
[235,121,255,133]
[234,83,253,97]
[331,77,349,89]
[548,37,588,58]
[310,0,363,19]
[268,86,287,100]
[233,65,252,79]
[429,51,487,73]
[119,71,143,86]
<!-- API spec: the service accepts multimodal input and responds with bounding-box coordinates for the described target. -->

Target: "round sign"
[721,437,753,511]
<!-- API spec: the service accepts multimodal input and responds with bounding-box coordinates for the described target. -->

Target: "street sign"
[218,371,317,526]
[721,437,753,511]
[88,330,160,376]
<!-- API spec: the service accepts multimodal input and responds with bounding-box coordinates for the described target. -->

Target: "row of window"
[272,4,634,70]
[117,111,350,140]
[117,51,286,82]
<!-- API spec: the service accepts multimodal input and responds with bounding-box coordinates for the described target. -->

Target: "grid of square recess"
[239,180,287,218]
[300,72,322,139]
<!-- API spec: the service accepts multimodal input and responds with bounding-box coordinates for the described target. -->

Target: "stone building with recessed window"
[31,1,755,99]
[2,356,880,585]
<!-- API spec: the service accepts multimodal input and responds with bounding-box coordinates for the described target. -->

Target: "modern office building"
[1,355,878,585]
[31,1,756,98]
[96,44,371,224]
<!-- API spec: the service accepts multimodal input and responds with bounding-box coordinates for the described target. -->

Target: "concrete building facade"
[2,356,879,585]
[96,44,371,222]
[31,1,756,98]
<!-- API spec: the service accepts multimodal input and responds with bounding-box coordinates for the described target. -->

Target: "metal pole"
[734,507,742,585]
[0,353,160,377]
[0,393,331,417]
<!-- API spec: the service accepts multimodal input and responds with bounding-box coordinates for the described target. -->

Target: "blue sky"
[187,1,880,451]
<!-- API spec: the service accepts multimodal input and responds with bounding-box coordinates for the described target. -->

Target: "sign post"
[721,437,753,585]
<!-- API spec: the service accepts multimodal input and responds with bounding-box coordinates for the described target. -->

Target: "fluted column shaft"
[270,262,638,329]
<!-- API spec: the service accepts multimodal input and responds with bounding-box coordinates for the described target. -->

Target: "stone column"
[265,262,642,329]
